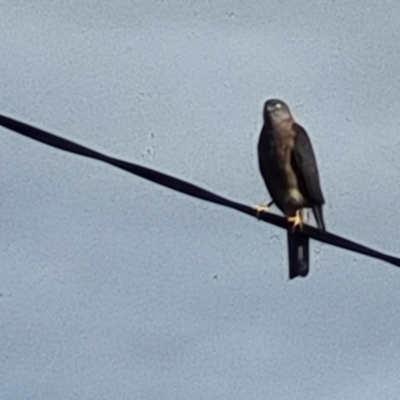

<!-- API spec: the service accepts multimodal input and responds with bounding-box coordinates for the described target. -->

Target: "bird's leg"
[252,200,273,219]
[287,210,304,231]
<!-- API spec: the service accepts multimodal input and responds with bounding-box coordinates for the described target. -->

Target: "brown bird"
[255,99,325,279]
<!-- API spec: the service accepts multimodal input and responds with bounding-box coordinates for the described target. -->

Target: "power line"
[1,113,399,270]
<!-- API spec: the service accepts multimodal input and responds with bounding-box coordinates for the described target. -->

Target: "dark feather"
[287,230,309,279]
[292,123,325,205]
[291,123,326,230]
[257,124,291,214]
[312,205,325,231]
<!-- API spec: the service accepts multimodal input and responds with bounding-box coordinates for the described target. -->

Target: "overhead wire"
[1,113,399,269]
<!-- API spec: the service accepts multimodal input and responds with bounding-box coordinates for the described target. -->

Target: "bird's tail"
[312,205,325,231]
[287,230,309,279]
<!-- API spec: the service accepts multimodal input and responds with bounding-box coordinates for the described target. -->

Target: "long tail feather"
[312,206,325,231]
[287,230,309,279]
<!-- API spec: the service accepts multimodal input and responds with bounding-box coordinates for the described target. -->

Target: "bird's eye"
[275,103,282,109]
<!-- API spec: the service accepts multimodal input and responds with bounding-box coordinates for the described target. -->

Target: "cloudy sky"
[1,1,400,399]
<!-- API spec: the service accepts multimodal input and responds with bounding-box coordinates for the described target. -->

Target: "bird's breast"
[287,187,306,205]
[274,131,306,208]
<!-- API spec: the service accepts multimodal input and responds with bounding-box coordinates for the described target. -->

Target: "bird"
[255,99,325,279]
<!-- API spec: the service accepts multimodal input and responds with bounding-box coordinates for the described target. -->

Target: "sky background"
[1,1,400,399]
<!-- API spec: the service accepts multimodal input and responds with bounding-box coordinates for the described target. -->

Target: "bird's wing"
[291,123,325,204]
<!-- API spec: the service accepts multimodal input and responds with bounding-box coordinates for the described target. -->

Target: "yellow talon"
[287,210,304,231]
[252,203,270,219]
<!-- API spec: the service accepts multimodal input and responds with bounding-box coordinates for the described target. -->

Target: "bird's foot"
[287,210,304,231]
[252,201,273,219]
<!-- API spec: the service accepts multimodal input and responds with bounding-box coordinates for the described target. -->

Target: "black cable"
[1,113,399,269]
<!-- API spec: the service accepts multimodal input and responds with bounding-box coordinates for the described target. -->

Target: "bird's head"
[263,99,292,126]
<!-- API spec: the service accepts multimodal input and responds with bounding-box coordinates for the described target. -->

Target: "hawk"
[256,99,325,279]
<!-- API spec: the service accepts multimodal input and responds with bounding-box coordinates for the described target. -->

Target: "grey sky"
[1,1,400,399]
